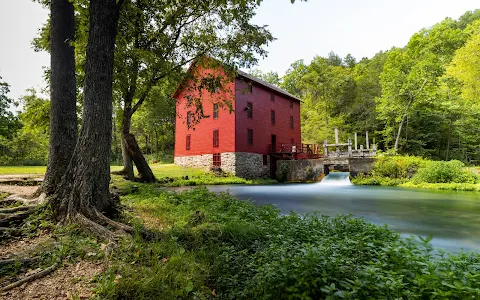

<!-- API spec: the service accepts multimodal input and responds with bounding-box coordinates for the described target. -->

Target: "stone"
[175,152,270,178]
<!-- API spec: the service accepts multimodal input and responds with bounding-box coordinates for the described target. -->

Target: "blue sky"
[0,0,478,101]
[250,0,479,75]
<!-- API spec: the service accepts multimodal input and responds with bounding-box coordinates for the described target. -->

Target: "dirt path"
[0,175,43,196]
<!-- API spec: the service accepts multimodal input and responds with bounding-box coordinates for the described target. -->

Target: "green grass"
[148,164,206,178]
[400,181,480,191]
[1,163,275,187]
[0,164,204,177]
[0,165,47,175]
[0,164,205,179]
[3,175,480,298]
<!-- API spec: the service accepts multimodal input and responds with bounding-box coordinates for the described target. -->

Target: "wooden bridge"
[269,129,376,160]
[324,129,376,158]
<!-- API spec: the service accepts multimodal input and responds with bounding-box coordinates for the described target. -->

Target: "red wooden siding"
[234,78,301,154]
[174,65,235,157]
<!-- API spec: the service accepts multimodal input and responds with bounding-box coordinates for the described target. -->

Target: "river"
[197,173,480,252]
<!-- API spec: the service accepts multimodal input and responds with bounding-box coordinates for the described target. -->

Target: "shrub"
[373,155,426,178]
[413,160,479,183]
[275,163,289,183]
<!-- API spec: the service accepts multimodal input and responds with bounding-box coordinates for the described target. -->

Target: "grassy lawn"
[0,164,275,186]
[0,164,204,177]
[148,164,206,178]
[0,165,47,175]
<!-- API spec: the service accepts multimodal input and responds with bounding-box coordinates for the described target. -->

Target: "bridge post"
[324,139,328,158]
[348,137,352,157]
[360,144,364,157]
[366,131,370,150]
[354,132,357,151]
[335,128,339,155]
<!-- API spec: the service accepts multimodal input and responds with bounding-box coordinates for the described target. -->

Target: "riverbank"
[351,155,480,192]
[351,175,480,191]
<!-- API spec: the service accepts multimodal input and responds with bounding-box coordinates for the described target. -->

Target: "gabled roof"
[237,70,302,102]
[173,58,302,102]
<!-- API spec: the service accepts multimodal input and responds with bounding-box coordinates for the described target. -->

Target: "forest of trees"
[1,8,480,166]
[258,9,480,163]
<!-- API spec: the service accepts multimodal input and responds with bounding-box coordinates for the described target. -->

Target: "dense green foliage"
[352,155,480,190]
[91,185,480,299]
[0,87,49,165]
[4,8,480,166]
[273,10,480,163]
[34,0,277,169]
[413,160,479,184]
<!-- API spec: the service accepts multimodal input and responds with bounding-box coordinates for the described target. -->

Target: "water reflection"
[199,181,480,252]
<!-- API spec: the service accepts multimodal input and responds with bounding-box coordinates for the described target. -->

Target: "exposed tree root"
[0,256,41,267]
[93,210,133,233]
[0,179,41,186]
[0,262,59,292]
[0,205,38,214]
[0,208,37,227]
[4,193,47,206]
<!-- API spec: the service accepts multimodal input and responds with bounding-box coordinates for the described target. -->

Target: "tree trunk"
[155,129,159,160]
[113,108,156,183]
[394,101,411,153]
[394,78,428,153]
[43,0,77,196]
[112,111,134,180]
[124,133,156,182]
[50,0,122,225]
[446,119,452,160]
[111,57,155,182]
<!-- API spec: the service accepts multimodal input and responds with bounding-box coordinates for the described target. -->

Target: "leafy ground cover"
[91,183,480,299]
[352,155,480,192]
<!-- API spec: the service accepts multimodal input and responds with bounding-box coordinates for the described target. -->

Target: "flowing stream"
[200,174,480,252]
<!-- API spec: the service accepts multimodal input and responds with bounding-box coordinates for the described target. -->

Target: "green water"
[206,174,480,252]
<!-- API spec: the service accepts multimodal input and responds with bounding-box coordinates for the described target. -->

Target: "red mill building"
[173,61,301,178]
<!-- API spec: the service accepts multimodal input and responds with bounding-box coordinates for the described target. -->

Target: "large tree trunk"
[112,76,156,182]
[112,107,156,183]
[124,133,156,182]
[43,0,77,196]
[112,111,134,180]
[50,0,124,231]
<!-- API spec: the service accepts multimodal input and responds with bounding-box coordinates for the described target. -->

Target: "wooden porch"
[269,143,321,160]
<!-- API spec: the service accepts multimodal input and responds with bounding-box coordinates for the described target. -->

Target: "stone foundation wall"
[221,152,236,175]
[174,152,270,178]
[348,157,375,176]
[277,157,375,181]
[276,159,325,181]
[235,152,270,179]
[174,154,213,171]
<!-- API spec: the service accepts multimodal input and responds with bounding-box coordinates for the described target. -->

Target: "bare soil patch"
[0,175,44,196]
[0,233,53,258]
[0,260,104,300]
